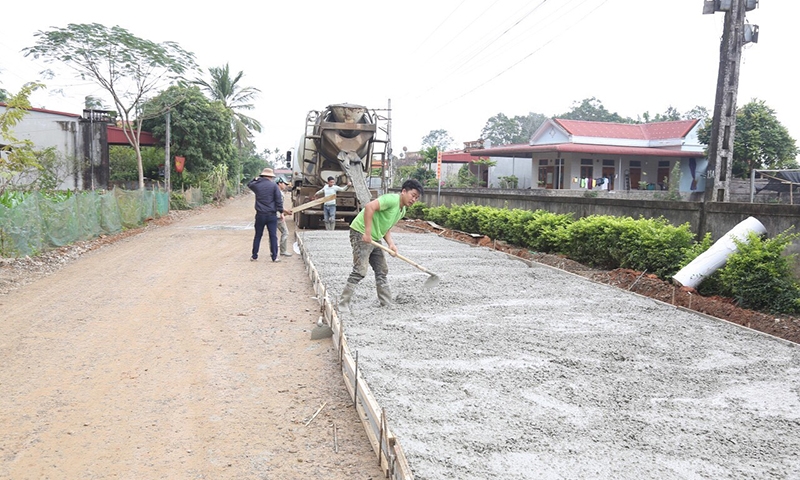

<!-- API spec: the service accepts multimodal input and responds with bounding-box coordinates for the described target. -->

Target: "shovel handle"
[370,240,438,277]
[292,194,336,214]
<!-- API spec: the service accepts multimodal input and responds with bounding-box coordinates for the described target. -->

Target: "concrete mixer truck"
[291,103,389,229]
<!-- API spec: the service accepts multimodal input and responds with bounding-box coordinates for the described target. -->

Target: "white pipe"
[672,216,767,288]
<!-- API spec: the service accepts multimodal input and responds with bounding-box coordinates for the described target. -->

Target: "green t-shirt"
[350,193,406,241]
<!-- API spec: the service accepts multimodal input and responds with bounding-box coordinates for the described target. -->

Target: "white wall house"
[1,104,111,190]
[474,118,708,194]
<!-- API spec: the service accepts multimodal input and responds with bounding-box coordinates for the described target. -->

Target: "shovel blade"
[310,324,333,340]
[422,274,441,289]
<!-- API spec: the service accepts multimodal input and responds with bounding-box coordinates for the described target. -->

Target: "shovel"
[370,240,441,289]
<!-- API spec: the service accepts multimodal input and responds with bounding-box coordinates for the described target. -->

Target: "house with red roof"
[0,104,157,190]
[434,139,492,186]
[471,118,707,193]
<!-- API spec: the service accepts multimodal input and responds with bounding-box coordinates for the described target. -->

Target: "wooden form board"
[297,233,414,479]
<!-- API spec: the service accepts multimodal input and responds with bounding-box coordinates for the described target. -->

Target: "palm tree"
[193,63,262,151]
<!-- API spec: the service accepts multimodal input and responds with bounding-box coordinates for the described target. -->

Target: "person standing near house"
[276,177,293,257]
[314,176,351,230]
[248,168,291,262]
[338,179,424,311]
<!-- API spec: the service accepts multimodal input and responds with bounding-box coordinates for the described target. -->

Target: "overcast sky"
[2,0,796,160]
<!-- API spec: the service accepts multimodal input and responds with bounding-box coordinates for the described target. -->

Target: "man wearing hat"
[247,168,292,262]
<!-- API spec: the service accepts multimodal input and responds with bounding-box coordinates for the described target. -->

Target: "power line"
[408,0,548,101]
[434,0,610,109]
[409,0,469,56]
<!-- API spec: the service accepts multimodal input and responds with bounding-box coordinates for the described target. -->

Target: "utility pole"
[384,98,392,195]
[703,0,759,202]
[165,109,171,194]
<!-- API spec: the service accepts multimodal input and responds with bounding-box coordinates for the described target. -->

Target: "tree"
[559,97,631,123]
[683,105,710,120]
[24,23,197,190]
[141,85,235,178]
[83,95,108,110]
[481,113,517,145]
[0,83,45,194]
[481,112,547,145]
[193,63,262,152]
[698,99,798,178]
[421,129,454,151]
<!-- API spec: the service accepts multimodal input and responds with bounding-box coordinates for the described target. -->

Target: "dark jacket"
[248,177,283,214]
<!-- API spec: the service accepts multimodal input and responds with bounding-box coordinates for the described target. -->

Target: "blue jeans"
[252,212,278,260]
[323,204,336,222]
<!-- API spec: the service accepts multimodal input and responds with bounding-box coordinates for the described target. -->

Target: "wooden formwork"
[297,234,414,480]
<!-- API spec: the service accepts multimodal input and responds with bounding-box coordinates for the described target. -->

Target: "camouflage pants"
[346,229,389,287]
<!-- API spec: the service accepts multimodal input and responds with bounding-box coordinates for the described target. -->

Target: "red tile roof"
[554,118,699,140]
[472,143,702,158]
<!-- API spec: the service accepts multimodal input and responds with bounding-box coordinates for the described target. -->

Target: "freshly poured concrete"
[300,229,800,479]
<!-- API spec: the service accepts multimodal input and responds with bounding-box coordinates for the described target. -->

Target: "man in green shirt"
[339,179,424,311]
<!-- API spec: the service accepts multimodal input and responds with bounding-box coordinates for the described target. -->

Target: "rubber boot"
[327,220,335,231]
[376,283,394,307]
[339,283,356,312]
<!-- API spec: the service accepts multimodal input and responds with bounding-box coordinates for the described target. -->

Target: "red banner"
[174,156,185,174]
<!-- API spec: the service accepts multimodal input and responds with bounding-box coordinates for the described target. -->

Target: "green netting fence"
[0,188,169,258]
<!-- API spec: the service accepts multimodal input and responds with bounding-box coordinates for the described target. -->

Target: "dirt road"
[0,195,383,479]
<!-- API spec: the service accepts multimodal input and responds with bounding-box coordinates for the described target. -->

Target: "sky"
[1,0,797,162]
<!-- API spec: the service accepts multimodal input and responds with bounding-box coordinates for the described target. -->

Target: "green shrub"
[716,230,800,314]
[170,191,191,210]
[406,201,426,219]
[619,217,695,278]
[521,211,574,253]
[445,204,484,233]
[423,205,450,225]
[562,215,631,269]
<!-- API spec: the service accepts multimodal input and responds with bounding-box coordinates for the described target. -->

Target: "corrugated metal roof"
[440,151,489,163]
[107,126,157,146]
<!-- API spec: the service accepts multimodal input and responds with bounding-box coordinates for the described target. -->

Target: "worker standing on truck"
[276,178,293,257]
[248,168,292,262]
[338,179,424,311]
[314,176,351,230]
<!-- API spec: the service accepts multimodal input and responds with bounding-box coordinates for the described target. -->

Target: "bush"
[521,211,574,253]
[423,205,450,225]
[716,230,800,314]
[445,204,484,233]
[562,215,631,269]
[170,191,191,210]
[619,217,695,278]
[406,201,426,219]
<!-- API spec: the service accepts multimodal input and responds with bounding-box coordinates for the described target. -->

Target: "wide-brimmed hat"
[259,167,275,177]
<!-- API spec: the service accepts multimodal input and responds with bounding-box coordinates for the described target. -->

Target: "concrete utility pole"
[165,109,171,194]
[703,0,759,202]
